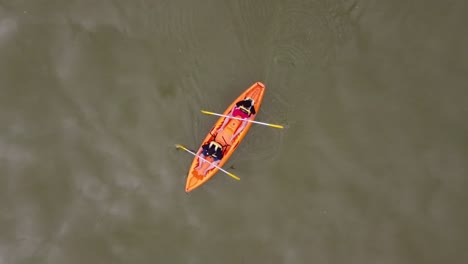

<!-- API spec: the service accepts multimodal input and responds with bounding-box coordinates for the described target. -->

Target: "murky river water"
[1,0,467,263]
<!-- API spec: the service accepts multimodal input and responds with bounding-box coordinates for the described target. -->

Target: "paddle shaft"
[175,144,240,180]
[201,110,284,129]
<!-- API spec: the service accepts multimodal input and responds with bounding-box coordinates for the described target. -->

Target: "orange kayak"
[185,82,266,192]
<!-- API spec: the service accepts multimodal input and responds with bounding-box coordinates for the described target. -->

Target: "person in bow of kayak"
[217,97,256,140]
[195,140,224,175]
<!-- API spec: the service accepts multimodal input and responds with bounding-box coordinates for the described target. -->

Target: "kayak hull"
[185,82,265,192]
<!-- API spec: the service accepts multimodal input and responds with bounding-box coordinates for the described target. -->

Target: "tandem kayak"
[184,82,266,192]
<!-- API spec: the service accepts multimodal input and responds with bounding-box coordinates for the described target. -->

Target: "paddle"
[200,110,285,129]
[175,144,240,181]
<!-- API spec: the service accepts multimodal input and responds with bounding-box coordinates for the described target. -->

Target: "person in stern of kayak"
[196,140,224,175]
[217,97,256,140]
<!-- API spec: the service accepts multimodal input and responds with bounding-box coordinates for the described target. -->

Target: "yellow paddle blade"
[225,171,240,180]
[267,123,284,129]
[200,110,284,129]
[175,144,186,151]
[200,110,216,115]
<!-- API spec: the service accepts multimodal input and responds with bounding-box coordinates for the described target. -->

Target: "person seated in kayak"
[217,98,256,140]
[195,140,224,175]
[233,97,256,118]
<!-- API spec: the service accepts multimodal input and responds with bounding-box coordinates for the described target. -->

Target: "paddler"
[195,140,224,175]
[217,98,256,140]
